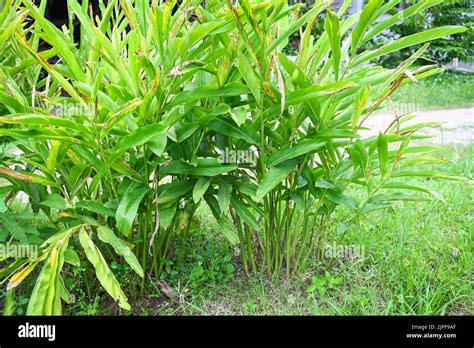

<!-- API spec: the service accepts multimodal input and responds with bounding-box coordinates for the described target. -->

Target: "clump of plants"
[0,0,467,315]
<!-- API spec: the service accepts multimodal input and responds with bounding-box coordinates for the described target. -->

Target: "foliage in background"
[364,0,473,67]
[288,0,473,67]
[428,0,473,64]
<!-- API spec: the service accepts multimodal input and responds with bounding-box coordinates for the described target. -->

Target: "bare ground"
[362,108,474,145]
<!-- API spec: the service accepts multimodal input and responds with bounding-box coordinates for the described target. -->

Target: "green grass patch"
[390,71,474,111]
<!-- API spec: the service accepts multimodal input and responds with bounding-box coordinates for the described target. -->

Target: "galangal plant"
[0,0,467,314]
[197,0,466,277]
[1,0,240,314]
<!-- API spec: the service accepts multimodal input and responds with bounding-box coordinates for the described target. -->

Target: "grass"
[390,71,474,111]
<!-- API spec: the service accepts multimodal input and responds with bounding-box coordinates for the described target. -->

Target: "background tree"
[428,0,473,64]
[365,0,473,67]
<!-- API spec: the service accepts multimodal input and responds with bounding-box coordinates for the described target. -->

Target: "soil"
[362,108,474,145]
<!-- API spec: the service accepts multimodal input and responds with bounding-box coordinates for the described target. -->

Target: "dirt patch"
[362,108,474,145]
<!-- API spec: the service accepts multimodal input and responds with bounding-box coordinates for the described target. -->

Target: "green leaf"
[73,145,108,177]
[22,0,85,82]
[157,181,194,204]
[208,117,259,145]
[325,9,341,80]
[0,195,7,214]
[315,129,361,139]
[262,80,358,120]
[230,195,260,231]
[327,191,358,210]
[46,141,61,174]
[97,226,144,278]
[362,0,445,45]
[148,133,168,157]
[59,276,72,304]
[350,26,468,67]
[116,182,150,237]
[78,228,130,311]
[351,0,383,55]
[369,192,421,203]
[165,83,249,110]
[382,182,446,203]
[377,133,389,177]
[178,21,224,58]
[392,171,463,181]
[256,160,297,201]
[159,204,177,231]
[193,177,211,203]
[3,289,15,316]
[205,195,239,245]
[352,85,370,130]
[26,255,55,315]
[218,182,232,215]
[76,200,116,217]
[236,51,261,105]
[314,179,336,189]
[161,159,237,177]
[27,240,68,315]
[64,249,80,267]
[267,139,326,167]
[40,193,67,210]
[221,217,239,245]
[266,1,330,53]
[112,124,167,160]
[230,106,249,127]
[0,114,90,134]
[359,202,393,215]
[355,139,369,176]
[176,122,201,143]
